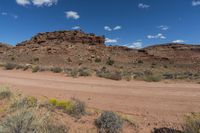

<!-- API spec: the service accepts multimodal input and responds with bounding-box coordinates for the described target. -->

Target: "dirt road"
[0,69,200,130]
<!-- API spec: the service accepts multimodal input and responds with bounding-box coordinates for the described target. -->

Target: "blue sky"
[0,0,200,48]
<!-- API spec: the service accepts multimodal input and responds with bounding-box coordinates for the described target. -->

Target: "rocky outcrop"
[0,43,12,54]
[17,30,105,47]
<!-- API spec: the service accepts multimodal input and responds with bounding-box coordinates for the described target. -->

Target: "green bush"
[51,67,63,73]
[79,67,91,77]
[0,87,12,100]
[32,66,40,73]
[144,75,161,82]
[95,111,123,133]
[4,63,17,70]
[183,113,200,133]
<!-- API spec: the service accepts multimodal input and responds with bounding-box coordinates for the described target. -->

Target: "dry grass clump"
[95,111,123,133]
[0,86,12,100]
[183,113,200,133]
[10,96,38,111]
[0,108,68,133]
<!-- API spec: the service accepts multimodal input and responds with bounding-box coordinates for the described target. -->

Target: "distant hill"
[1,30,200,73]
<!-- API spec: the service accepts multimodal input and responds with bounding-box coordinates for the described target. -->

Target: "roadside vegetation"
[0,86,199,133]
[0,86,137,133]
[1,62,200,83]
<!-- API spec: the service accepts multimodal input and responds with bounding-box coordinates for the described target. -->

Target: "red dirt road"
[0,69,200,131]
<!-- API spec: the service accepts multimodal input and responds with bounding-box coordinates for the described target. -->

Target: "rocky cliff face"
[17,30,105,47]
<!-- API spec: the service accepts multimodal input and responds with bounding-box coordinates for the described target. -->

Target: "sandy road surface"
[0,69,200,130]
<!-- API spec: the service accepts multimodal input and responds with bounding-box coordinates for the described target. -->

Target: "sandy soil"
[0,69,200,132]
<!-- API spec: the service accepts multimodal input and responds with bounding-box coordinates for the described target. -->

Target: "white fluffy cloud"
[126,41,142,49]
[16,0,57,6]
[65,11,80,20]
[147,33,166,39]
[104,26,112,31]
[138,3,150,9]
[72,26,81,30]
[158,25,169,31]
[192,0,200,6]
[104,25,122,31]
[105,38,118,43]
[172,40,185,43]
[16,0,30,6]
[113,26,122,30]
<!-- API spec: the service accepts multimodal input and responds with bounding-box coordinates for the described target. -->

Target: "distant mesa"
[16,30,105,47]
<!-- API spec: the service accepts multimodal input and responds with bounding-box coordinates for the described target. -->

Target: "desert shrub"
[51,67,63,73]
[0,109,68,133]
[183,113,200,133]
[163,73,174,79]
[96,68,109,78]
[0,86,12,100]
[49,98,85,117]
[144,75,161,82]
[56,100,74,111]
[15,64,29,71]
[95,58,102,63]
[122,71,133,81]
[79,67,91,76]
[65,68,78,78]
[10,96,38,110]
[107,72,122,81]
[0,109,39,133]
[68,98,86,117]
[32,66,40,73]
[132,72,144,79]
[49,98,57,106]
[4,63,17,70]
[144,70,153,76]
[106,58,115,66]
[96,70,122,81]
[152,127,183,133]
[95,111,123,133]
